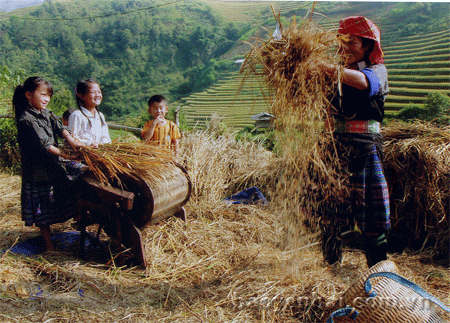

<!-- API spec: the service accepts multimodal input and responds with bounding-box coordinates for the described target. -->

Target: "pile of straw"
[181,129,273,203]
[382,122,450,260]
[1,157,449,322]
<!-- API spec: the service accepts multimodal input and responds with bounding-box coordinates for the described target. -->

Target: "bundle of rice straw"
[240,7,341,134]
[382,122,450,261]
[240,8,349,244]
[73,142,180,189]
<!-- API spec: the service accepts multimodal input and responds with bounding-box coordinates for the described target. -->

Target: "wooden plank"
[83,177,135,210]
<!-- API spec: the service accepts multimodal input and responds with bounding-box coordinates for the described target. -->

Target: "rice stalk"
[69,142,181,190]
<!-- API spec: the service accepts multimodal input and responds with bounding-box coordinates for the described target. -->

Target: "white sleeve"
[68,111,94,145]
[99,112,111,144]
[68,112,82,140]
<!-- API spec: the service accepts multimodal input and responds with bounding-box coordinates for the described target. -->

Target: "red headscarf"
[338,16,384,64]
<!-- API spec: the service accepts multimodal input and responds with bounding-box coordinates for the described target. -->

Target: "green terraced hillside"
[201,0,302,25]
[180,70,271,129]
[180,11,450,129]
[383,29,450,113]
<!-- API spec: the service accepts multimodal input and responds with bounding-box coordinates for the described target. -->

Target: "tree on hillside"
[0,66,24,173]
[397,92,450,125]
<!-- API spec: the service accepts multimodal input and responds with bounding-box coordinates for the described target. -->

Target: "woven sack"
[324,260,450,323]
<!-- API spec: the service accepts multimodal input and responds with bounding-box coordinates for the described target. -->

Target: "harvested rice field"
[0,126,449,322]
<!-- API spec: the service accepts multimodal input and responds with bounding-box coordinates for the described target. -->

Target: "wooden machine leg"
[129,223,146,267]
[174,207,187,222]
[78,223,87,259]
[77,200,108,261]
[117,217,146,267]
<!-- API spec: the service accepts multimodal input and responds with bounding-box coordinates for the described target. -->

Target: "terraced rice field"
[384,29,450,113]
[201,1,305,25]
[181,71,271,129]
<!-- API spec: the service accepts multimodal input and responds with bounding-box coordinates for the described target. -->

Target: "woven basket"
[324,260,450,323]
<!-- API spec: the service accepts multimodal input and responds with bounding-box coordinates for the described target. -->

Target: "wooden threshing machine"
[76,162,191,267]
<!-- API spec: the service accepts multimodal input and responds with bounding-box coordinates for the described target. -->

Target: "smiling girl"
[68,79,111,146]
[14,76,84,251]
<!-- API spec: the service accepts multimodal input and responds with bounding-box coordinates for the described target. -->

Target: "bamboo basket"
[324,260,450,322]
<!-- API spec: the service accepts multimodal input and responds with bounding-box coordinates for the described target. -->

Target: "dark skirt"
[21,161,86,227]
[322,144,391,235]
[21,180,78,227]
[352,145,391,233]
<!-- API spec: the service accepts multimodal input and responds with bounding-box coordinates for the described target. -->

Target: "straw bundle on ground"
[382,122,450,262]
[181,129,273,203]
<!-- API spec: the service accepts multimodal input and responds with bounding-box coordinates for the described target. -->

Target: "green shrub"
[235,126,275,151]
[397,104,426,121]
[0,118,20,174]
[395,92,450,125]
[424,92,450,117]
[0,66,24,174]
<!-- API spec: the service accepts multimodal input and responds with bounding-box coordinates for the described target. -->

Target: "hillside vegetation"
[0,1,449,129]
[0,0,244,120]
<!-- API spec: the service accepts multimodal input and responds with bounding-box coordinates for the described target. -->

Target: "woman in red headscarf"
[319,16,390,268]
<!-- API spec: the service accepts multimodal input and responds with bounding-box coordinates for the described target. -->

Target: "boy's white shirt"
[68,107,111,146]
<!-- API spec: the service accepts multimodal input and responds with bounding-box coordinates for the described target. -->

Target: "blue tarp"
[4,231,92,256]
[224,186,267,205]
